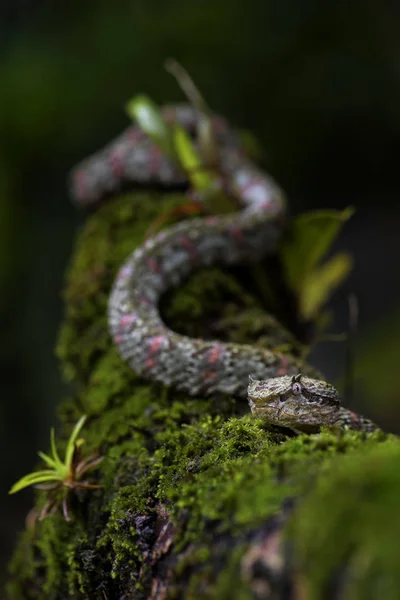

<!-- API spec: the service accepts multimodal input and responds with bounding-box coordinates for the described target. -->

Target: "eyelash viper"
[69,104,377,434]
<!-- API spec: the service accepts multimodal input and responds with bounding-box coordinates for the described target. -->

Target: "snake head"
[248,374,341,433]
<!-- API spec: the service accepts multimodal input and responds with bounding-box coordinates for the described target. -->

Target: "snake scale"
[70,104,377,434]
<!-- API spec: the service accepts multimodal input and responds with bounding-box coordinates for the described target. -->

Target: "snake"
[70,104,377,434]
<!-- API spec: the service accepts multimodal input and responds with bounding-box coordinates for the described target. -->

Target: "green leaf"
[50,428,64,471]
[165,59,219,170]
[9,416,89,496]
[173,124,217,193]
[37,451,61,472]
[299,253,352,321]
[125,95,175,159]
[280,208,355,294]
[65,415,87,470]
[9,471,62,494]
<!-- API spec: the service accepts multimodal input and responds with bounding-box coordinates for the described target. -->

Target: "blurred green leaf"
[37,450,61,472]
[280,207,355,294]
[64,415,87,470]
[165,58,219,166]
[278,208,354,323]
[172,124,235,215]
[173,123,217,192]
[9,471,63,495]
[354,312,400,412]
[299,252,352,320]
[125,95,175,159]
[50,427,64,471]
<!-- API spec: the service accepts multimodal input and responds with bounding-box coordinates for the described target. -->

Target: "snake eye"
[292,382,302,395]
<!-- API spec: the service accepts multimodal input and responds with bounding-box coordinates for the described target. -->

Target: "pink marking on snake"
[148,335,167,353]
[146,258,160,272]
[276,354,289,376]
[109,148,125,177]
[207,344,224,364]
[347,410,362,429]
[230,225,244,244]
[179,235,197,259]
[119,313,137,331]
[258,199,272,212]
[149,146,163,175]
[127,126,144,141]
[240,177,271,203]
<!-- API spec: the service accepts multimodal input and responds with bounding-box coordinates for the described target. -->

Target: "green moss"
[155,423,386,546]
[289,438,400,600]
[7,192,398,599]
[6,530,36,600]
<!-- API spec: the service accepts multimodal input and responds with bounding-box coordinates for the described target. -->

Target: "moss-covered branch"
[7,193,399,600]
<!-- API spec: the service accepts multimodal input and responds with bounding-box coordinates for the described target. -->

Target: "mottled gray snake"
[70,104,377,433]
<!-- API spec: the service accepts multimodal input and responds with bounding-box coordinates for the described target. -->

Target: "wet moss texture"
[7,193,399,599]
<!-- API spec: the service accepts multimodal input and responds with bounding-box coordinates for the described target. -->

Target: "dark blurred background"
[1,0,400,586]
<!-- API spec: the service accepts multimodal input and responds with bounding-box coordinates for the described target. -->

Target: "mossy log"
[7,193,400,600]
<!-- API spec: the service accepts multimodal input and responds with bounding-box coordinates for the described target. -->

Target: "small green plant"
[9,415,103,521]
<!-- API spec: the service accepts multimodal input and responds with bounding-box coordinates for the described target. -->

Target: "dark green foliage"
[290,440,400,600]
